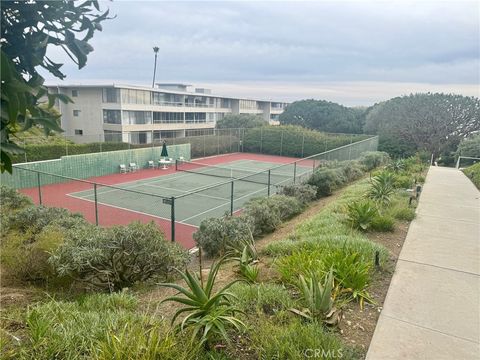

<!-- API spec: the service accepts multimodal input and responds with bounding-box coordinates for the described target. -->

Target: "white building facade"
[48,83,288,144]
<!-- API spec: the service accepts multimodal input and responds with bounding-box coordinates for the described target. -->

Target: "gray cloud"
[43,0,480,105]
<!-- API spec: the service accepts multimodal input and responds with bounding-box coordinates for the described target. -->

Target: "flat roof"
[46,83,288,103]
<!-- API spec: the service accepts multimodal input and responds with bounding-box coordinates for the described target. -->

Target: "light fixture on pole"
[152,46,159,88]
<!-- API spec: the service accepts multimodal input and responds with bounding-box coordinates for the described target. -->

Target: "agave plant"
[159,259,245,347]
[368,172,396,205]
[386,159,406,173]
[346,200,378,231]
[238,245,260,283]
[290,269,340,325]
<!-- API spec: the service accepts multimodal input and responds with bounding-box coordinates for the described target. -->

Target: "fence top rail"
[14,166,172,200]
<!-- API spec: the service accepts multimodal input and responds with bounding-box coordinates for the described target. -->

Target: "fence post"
[37,172,42,205]
[348,134,353,160]
[24,138,27,162]
[301,133,305,158]
[293,162,297,184]
[65,135,68,156]
[94,183,99,225]
[267,170,271,197]
[230,181,234,215]
[171,197,175,242]
[280,130,284,156]
[99,134,103,153]
[203,134,206,158]
[217,131,220,155]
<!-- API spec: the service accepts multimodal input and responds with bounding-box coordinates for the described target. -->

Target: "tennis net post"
[230,180,234,215]
[267,170,271,197]
[170,196,175,242]
[293,162,297,184]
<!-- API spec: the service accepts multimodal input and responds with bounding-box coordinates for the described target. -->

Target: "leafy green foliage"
[456,134,480,158]
[368,172,396,205]
[0,185,32,210]
[370,215,395,232]
[364,93,480,159]
[338,160,365,182]
[279,99,364,133]
[346,200,378,231]
[463,162,480,189]
[243,195,304,236]
[50,222,189,291]
[237,245,260,283]
[159,259,245,347]
[307,167,346,197]
[230,283,294,315]
[1,1,111,172]
[278,183,317,205]
[358,151,391,171]
[216,114,266,129]
[243,125,369,158]
[387,159,406,173]
[194,215,254,258]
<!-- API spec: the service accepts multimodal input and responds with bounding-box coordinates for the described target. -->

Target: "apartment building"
[48,83,288,144]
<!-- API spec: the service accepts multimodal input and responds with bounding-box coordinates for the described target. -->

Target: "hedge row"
[242,125,370,158]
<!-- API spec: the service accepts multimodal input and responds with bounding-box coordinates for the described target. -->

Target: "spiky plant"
[368,172,396,205]
[159,258,245,347]
[346,200,378,231]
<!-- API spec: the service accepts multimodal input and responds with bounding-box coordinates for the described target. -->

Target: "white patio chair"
[148,160,155,169]
[119,164,127,173]
[128,162,138,172]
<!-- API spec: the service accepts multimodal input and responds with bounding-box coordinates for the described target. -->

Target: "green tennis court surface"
[68,159,312,227]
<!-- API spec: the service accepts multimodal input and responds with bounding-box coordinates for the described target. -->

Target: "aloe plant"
[346,200,378,231]
[368,172,396,205]
[290,269,340,325]
[159,259,245,346]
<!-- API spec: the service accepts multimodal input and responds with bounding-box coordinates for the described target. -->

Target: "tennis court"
[68,159,313,228]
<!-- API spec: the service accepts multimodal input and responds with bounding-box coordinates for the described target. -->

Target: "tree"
[216,114,267,129]
[279,99,364,134]
[364,93,480,159]
[456,135,480,158]
[1,1,111,173]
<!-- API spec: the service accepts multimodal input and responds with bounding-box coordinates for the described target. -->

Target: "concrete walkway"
[367,166,480,360]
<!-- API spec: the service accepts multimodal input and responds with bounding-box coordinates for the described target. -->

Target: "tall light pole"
[152,46,159,88]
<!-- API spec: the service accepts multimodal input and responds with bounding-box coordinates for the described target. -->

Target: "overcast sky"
[44,0,480,106]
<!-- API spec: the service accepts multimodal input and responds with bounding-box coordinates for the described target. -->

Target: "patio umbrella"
[161,140,169,158]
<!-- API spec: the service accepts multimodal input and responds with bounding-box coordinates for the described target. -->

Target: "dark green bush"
[50,222,189,291]
[307,167,346,197]
[278,184,317,205]
[394,174,414,189]
[244,195,304,236]
[338,160,365,182]
[358,151,391,171]
[463,163,480,189]
[193,215,254,257]
[370,215,395,232]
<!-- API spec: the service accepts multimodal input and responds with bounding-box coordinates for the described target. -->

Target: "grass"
[463,162,480,189]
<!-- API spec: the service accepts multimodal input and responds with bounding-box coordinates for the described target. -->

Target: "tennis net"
[176,160,294,186]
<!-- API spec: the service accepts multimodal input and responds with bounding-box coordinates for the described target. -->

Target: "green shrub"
[389,205,416,221]
[463,162,480,189]
[278,184,317,204]
[230,282,294,314]
[0,185,32,211]
[338,160,365,182]
[371,215,395,232]
[194,215,254,258]
[456,134,480,159]
[243,195,303,236]
[249,317,354,360]
[23,292,200,359]
[50,222,189,291]
[358,151,390,171]
[276,249,324,284]
[386,159,406,173]
[394,174,414,189]
[346,200,378,231]
[307,167,346,197]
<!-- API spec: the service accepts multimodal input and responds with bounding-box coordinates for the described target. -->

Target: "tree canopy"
[456,134,480,158]
[216,114,267,129]
[1,0,110,172]
[278,99,364,134]
[364,93,480,159]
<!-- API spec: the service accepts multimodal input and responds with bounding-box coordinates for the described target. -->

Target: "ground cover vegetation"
[0,152,427,358]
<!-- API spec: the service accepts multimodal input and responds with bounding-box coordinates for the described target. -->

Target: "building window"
[185,112,206,123]
[239,99,260,110]
[153,112,184,123]
[71,90,78,97]
[103,110,122,124]
[185,129,215,137]
[74,129,83,135]
[122,110,152,125]
[73,110,81,117]
[121,89,151,105]
[102,88,120,103]
[104,130,123,142]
